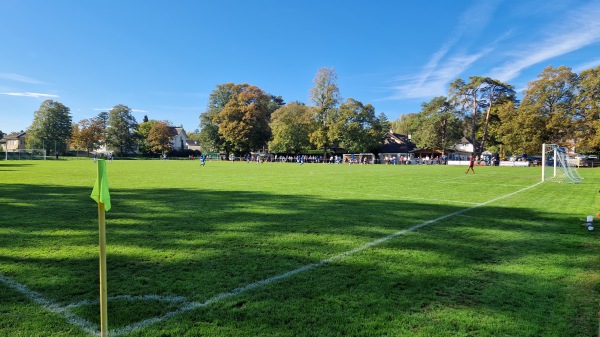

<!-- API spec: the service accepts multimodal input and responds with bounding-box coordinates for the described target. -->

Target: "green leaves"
[27,99,72,153]
[107,105,138,155]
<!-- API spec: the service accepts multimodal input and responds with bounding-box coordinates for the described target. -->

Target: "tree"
[574,65,600,153]
[107,104,138,155]
[519,65,578,147]
[269,102,313,154]
[186,129,202,143]
[411,96,461,155]
[147,121,175,154]
[71,118,104,154]
[309,67,341,158]
[137,120,157,155]
[199,83,239,154]
[390,113,418,136]
[336,98,389,153]
[496,101,544,155]
[478,78,515,156]
[214,84,273,154]
[449,77,485,144]
[26,99,72,153]
[449,76,516,156]
[95,111,109,148]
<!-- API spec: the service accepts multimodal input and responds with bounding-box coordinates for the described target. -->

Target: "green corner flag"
[91,159,111,211]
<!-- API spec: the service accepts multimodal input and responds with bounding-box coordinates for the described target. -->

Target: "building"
[186,140,201,152]
[377,131,416,163]
[447,137,477,160]
[169,127,187,151]
[1,132,28,152]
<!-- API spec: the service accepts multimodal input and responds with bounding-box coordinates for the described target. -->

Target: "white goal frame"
[541,144,582,184]
[4,149,47,160]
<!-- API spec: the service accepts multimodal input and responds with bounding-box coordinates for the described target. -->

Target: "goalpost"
[4,149,47,160]
[541,144,582,184]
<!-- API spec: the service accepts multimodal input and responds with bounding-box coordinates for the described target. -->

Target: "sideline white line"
[112,181,543,336]
[0,273,98,336]
[337,191,480,205]
[2,181,542,336]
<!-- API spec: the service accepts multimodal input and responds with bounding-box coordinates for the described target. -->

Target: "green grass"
[1,159,599,336]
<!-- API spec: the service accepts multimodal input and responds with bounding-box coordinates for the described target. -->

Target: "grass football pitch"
[0,159,599,336]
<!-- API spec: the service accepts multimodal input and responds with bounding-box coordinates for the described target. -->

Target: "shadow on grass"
[0,182,597,336]
[0,162,35,171]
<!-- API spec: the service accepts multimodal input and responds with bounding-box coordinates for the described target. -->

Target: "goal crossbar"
[541,144,582,184]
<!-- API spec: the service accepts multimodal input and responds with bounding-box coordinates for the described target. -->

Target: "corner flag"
[91,159,111,211]
[91,159,110,336]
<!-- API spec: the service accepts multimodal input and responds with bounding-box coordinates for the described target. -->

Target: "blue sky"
[1,0,600,134]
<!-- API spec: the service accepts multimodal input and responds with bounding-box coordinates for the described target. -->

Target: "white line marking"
[66,294,191,309]
[1,181,542,336]
[112,181,543,336]
[0,273,98,336]
[337,191,480,205]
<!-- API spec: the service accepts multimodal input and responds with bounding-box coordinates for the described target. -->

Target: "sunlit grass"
[0,159,598,336]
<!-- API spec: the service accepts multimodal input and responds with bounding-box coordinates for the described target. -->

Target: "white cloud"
[1,92,59,98]
[0,73,45,84]
[386,0,500,100]
[489,3,600,81]
[93,108,149,113]
[574,59,600,73]
[388,51,490,99]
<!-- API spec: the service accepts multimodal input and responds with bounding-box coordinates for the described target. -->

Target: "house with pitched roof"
[0,132,28,152]
[377,131,416,163]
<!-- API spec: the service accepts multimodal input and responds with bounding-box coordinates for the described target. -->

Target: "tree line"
[11,64,600,157]
[200,67,390,157]
[25,103,180,156]
[392,65,600,157]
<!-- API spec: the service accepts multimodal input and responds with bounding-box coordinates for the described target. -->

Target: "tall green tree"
[199,83,240,154]
[213,84,273,154]
[519,65,578,147]
[574,65,600,153]
[336,98,389,153]
[107,104,138,155]
[26,99,72,153]
[147,121,175,154]
[390,113,418,136]
[411,96,462,155]
[309,67,341,158]
[269,102,313,154]
[449,77,516,156]
[137,120,157,155]
[478,78,515,156]
[449,77,486,146]
[95,111,109,148]
[496,101,544,155]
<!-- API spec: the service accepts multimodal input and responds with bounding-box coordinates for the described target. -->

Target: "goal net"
[4,149,47,160]
[541,144,582,184]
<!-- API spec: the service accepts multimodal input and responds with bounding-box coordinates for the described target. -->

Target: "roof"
[378,132,416,153]
[2,132,27,140]
[410,148,444,154]
[168,126,185,134]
